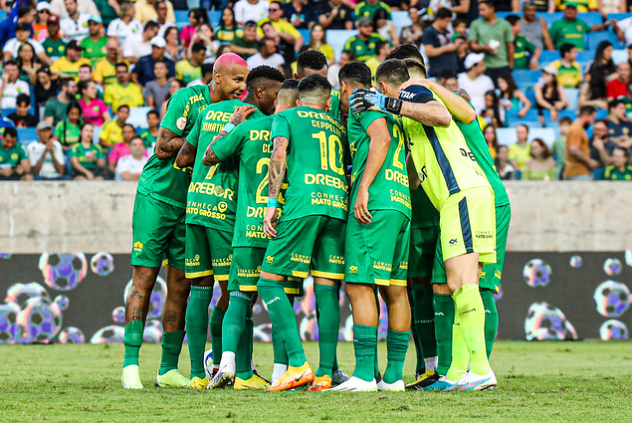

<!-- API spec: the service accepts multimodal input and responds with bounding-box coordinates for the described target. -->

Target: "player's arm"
[203,105,256,166]
[263,135,289,238]
[175,140,197,168]
[400,79,476,124]
[156,127,187,159]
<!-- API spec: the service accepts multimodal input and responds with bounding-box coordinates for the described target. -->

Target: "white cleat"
[377,379,405,392]
[332,368,351,385]
[122,365,143,389]
[207,363,236,389]
[455,369,497,391]
[330,376,378,392]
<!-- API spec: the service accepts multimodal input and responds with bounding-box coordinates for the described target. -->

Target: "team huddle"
[121,43,511,393]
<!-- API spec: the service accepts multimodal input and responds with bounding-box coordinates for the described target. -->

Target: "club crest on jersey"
[176,117,187,130]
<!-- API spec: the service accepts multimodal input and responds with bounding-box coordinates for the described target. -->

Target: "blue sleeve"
[167,59,176,78]
[398,85,434,104]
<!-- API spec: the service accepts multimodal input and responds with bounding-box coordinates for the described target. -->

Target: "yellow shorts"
[439,186,496,265]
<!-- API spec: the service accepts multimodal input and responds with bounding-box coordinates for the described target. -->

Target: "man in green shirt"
[43,78,77,126]
[549,5,615,50]
[139,110,160,150]
[80,16,108,65]
[355,0,391,22]
[0,126,32,180]
[343,17,389,62]
[175,43,205,85]
[42,15,67,62]
[232,21,259,60]
[506,15,539,70]
[603,147,632,180]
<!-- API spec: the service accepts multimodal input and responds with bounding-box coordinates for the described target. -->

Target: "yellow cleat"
[234,374,271,390]
[190,376,209,389]
[155,369,189,388]
[308,375,332,391]
[268,363,315,392]
[122,365,143,389]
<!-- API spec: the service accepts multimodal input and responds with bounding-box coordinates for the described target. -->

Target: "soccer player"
[260,74,348,392]
[202,72,294,391]
[331,62,411,392]
[121,55,241,390]
[351,59,497,391]
[174,61,272,389]
[294,50,341,121]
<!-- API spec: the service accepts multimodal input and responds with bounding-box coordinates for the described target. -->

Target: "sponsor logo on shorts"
[266,256,274,263]
[399,261,408,270]
[348,265,358,274]
[480,271,487,278]
[212,255,232,268]
[186,256,200,267]
[475,231,493,239]
[237,268,261,278]
[291,254,311,264]
[372,261,392,272]
[329,255,344,265]
[218,201,228,213]
[449,239,458,245]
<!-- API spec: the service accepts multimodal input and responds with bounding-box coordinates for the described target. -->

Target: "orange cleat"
[308,375,332,391]
[267,363,315,392]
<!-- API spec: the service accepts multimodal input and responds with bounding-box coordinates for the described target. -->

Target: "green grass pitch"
[1,341,631,421]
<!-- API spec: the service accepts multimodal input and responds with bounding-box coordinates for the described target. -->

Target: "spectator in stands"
[17,43,42,85]
[365,41,391,77]
[49,0,98,18]
[191,23,220,64]
[34,2,51,42]
[108,2,144,48]
[506,14,540,70]
[318,0,353,30]
[235,0,269,27]
[175,42,204,86]
[308,24,335,66]
[481,90,504,128]
[100,105,129,148]
[0,126,32,181]
[586,41,616,103]
[4,22,51,66]
[109,124,141,174]
[258,2,305,56]
[606,99,632,148]
[44,78,77,126]
[495,144,516,180]
[549,4,615,50]
[521,138,557,180]
[232,21,259,60]
[520,1,554,52]
[143,60,171,109]
[135,0,175,25]
[556,0,599,12]
[60,0,91,42]
[444,0,479,26]
[509,123,531,170]
[132,38,176,88]
[400,7,423,46]
[550,43,582,88]
[564,105,598,180]
[70,123,106,180]
[216,7,243,44]
[355,0,391,22]
[438,69,459,91]
[0,61,30,110]
[260,22,298,75]
[28,121,67,180]
[374,9,398,46]
[105,63,144,112]
[603,147,632,180]
[94,38,121,89]
[153,0,174,38]
[469,1,514,86]
[187,63,213,88]
[35,68,58,109]
[181,9,204,49]
[344,17,387,62]
[607,62,631,99]
[552,116,572,178]
[78,80,110,127]
[77,64,100,94]
[284,0,319,30]
[483,124,499,159]
[116,136,149,181]
[590,118,615,173]
[50,40,91,81]
[8,94,38,128]
[163,27,185,63]
[140,110,160,149]
[53,102,83,151]
[80,15,107,66]
[498,73,532,118]
[42,15,67,62]
[0,5,36,50]
[247,38,285,72]
[94,0,119,28]
[328,49,355,88]
[458,53,495,114]
[423,8,460,78]
[160,79,185,118]
[535,65,568,125]
[124,22,160,64]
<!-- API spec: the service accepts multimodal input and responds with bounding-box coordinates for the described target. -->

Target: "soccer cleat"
[155,369,189,388]
[122,365,143,389]
[267,363,315,392]
[330,376,378,392]
[189,376,209,389]
[206,364,235,389]
[455,370,497,391]
[253,369,271,385]
[405,369,438,390]
[234,374,270,390]
[422,375,457,392]
[308,375,332,391]
[331,368,351,385]
[377,379,405,392]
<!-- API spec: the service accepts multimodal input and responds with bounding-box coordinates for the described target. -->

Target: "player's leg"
[208,230,233,376]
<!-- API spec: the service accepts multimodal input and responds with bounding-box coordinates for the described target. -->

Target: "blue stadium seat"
[595,108,608,120]
[576,49,595,62]
[612,49,628,65]
[327,29,357,62]
[391,11,412,38]
[1,108,16,118]
[512,69,541,84]
[607,13,631,22]
[586,31,623,50]
[523,87,536,108]
[565,88,580,110]
[0,10,6,21]
[209,11,221,28]
[542,109,576,122]
[299,29,310,44]
[541,12,564,27]
[580,12,603,27]
[540,50,560,65]
[17,128,37,145]
[505,108,539,124]
[127,107,153,129]
[507,120,541,128]
[558,109,577,120]
[175,10,188,25]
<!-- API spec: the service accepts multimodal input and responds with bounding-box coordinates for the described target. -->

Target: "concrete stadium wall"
[1,181,631,254]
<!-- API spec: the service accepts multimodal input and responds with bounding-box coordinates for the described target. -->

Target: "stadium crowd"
[0,0,632,181]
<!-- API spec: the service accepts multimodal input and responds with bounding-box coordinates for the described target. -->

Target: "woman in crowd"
[181,8,206,49]
[107,2,143,48]
[483,124,499,160]
[480,90,504,128]
[164,27,185,62]
[78,80,110,127]
[33,3,50,41]
[161,79,186,119]
[215,7,242,45]
[70,123,106,181]
[34,67,57,109]
[495,145,516,180]
[586,41,616,102]
[498,73,532,119]
[308,24,335,66]
[190,23,220,64]
[53,103,83,151]
[17,43,41,85]
[535,65,568,125]
[521,138,557,180]
[374,9,399,46]
[400,7,423,46]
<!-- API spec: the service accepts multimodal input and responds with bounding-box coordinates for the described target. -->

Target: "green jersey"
[468,18,514,68]
[456,118,509,207]
[140,128,158,149]
[69,142,104,170]
[603,164,632,181]
[0,143,27,168]
[42,38,67,61]
[211,115,275,248]
[186,100,266,231]
[513,34,536,70]
[347,110,411,218]
[549,18,590,50]
[343,33,388,62]
[329,89,341,121]
[409,186,439,229]
[80,36,108,65]
[54,120,82,147]
[355,1,392,21]
[271,106,349,222]
[137,85,211,208]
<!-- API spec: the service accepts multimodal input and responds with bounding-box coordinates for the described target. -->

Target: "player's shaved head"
[338,62,371,88]
[295,50,328,79]
[403,58,427,79]
[376,59,410,97]
[213,52,248,72]
[276,79,299,109]
[211,53,250,101]
[245,65,286,115]
[386,44,424,64]
[297,74,331,108]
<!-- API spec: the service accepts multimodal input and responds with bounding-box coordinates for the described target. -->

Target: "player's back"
[271,106,349,222]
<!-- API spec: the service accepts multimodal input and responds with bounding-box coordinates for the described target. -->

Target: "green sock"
[186,285,212,379]
[433,293,455,376]
[258,278,306,367]
[159,329,185,375]
[480,289,498,359]
[236,305,254,380]
[352,324,377,382]
[123,320,144,368]
[413,284,437,362]
[222,291,252,355]
[408,289,424,373]
[210,306,226,366]
[453,284,491,375]
[314,284,340,378]
[446,311,469,381]
[271,325,287,365]
[373,289,380,378]
[383,329,409,384]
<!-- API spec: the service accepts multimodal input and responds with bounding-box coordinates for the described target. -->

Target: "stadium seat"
[565,88,580,111]
[541,12,564,27]
[391,11,412,38]
[540,50,559,65]
[209,11,221,28]
[0,10,5,21]
[327,29,357,62]
[505,108,539,124]
[595,108,608,120]
[576,50,595,62]
[299,29,311,44]
[587,31,623,50]
[542,109,577,122]
[175,10,188,25]
[580,12,603,27]
[17,128,37,145]
[607,13,631,22]
[523,87,536,108]
[1,108,16,118]
[127,107,153,129]
[612,49,627,65]
[512,69,541,84]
